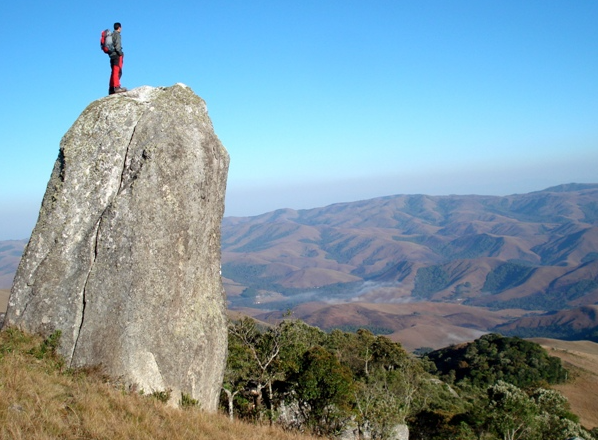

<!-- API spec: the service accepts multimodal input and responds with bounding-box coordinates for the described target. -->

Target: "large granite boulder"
[3,84,229,411]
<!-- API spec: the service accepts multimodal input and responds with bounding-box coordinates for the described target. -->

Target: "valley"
[1,185,598,431]
[222,184,598,348]
[2,184,598,350]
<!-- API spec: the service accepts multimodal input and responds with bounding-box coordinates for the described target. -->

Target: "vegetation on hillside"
[482,262,535,295]
[219,187,598,339]
[412,265,451,299]
[1,320,597,439]
[223,317,432,438]
[0,328,317,440]
[425,333,568,388]
[497,321,598,343]
[223,318,596,439]
[481,276,598,312]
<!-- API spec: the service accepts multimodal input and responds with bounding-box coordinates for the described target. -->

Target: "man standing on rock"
[109,22,127,95]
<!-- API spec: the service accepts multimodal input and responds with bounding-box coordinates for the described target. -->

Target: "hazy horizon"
[2,1,597,240]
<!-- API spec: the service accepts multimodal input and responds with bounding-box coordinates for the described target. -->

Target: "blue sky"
[1,1,597,240]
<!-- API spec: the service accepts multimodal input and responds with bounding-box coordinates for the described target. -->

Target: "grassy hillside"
[253,301,530,351]
[1,324,596,438]
[531,338,598,429]
[495,305,598,341]
[0,328,316,440]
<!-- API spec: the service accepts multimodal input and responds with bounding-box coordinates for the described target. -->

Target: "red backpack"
[100,29,114,54]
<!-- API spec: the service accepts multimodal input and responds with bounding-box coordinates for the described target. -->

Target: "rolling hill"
[495,305,598,340]
[3,184,598,348]
[221,184,598,346]
[0,239,26,289]
[249,301,530,351]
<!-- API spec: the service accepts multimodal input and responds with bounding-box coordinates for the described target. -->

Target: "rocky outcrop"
[3,84,229,411]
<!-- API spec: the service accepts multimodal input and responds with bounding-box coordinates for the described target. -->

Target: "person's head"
[114,22,122,32]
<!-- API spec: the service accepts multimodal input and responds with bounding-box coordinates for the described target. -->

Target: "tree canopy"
[221,320,593,440]
[425,333,568,388]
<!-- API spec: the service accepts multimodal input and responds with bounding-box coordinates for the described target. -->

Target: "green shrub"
[150,389,172,403]
[180,392,200,409]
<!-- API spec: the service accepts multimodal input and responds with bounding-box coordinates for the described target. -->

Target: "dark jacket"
[110,31,123,57]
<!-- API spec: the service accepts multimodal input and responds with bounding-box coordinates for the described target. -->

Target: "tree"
[291,346,355,436]
[224,317,326,422]
[371,334,408,372]
[324,328,372,378]
[426,333,568,388]
[354,369,414,440]
[485,381,539,440]
[221,321,255,419]
[357,329,376,377]
[530,388,589,440]
[479,382,594,440]
[353,336,421,439]
[275,319,326,377]
[227,317,282,421]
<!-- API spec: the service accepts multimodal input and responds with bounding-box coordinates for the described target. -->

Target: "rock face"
[4,84,230,411]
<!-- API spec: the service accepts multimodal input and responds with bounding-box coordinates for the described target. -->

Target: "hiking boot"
[113,87,128,94]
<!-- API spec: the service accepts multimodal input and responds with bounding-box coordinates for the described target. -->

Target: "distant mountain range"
[0,239,26,289]
[221,183,598,347]
[2,184,598,348]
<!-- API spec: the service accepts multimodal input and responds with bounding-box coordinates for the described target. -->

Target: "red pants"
[109,55,124,90]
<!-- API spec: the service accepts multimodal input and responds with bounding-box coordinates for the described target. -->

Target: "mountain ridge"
[221,183,598,346]
[3,184,598,347]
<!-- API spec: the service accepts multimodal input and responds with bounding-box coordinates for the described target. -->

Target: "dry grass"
[0,329,316,440]
[531,338,598,430]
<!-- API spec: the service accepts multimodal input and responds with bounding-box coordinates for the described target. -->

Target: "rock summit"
[4,84,230,410]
